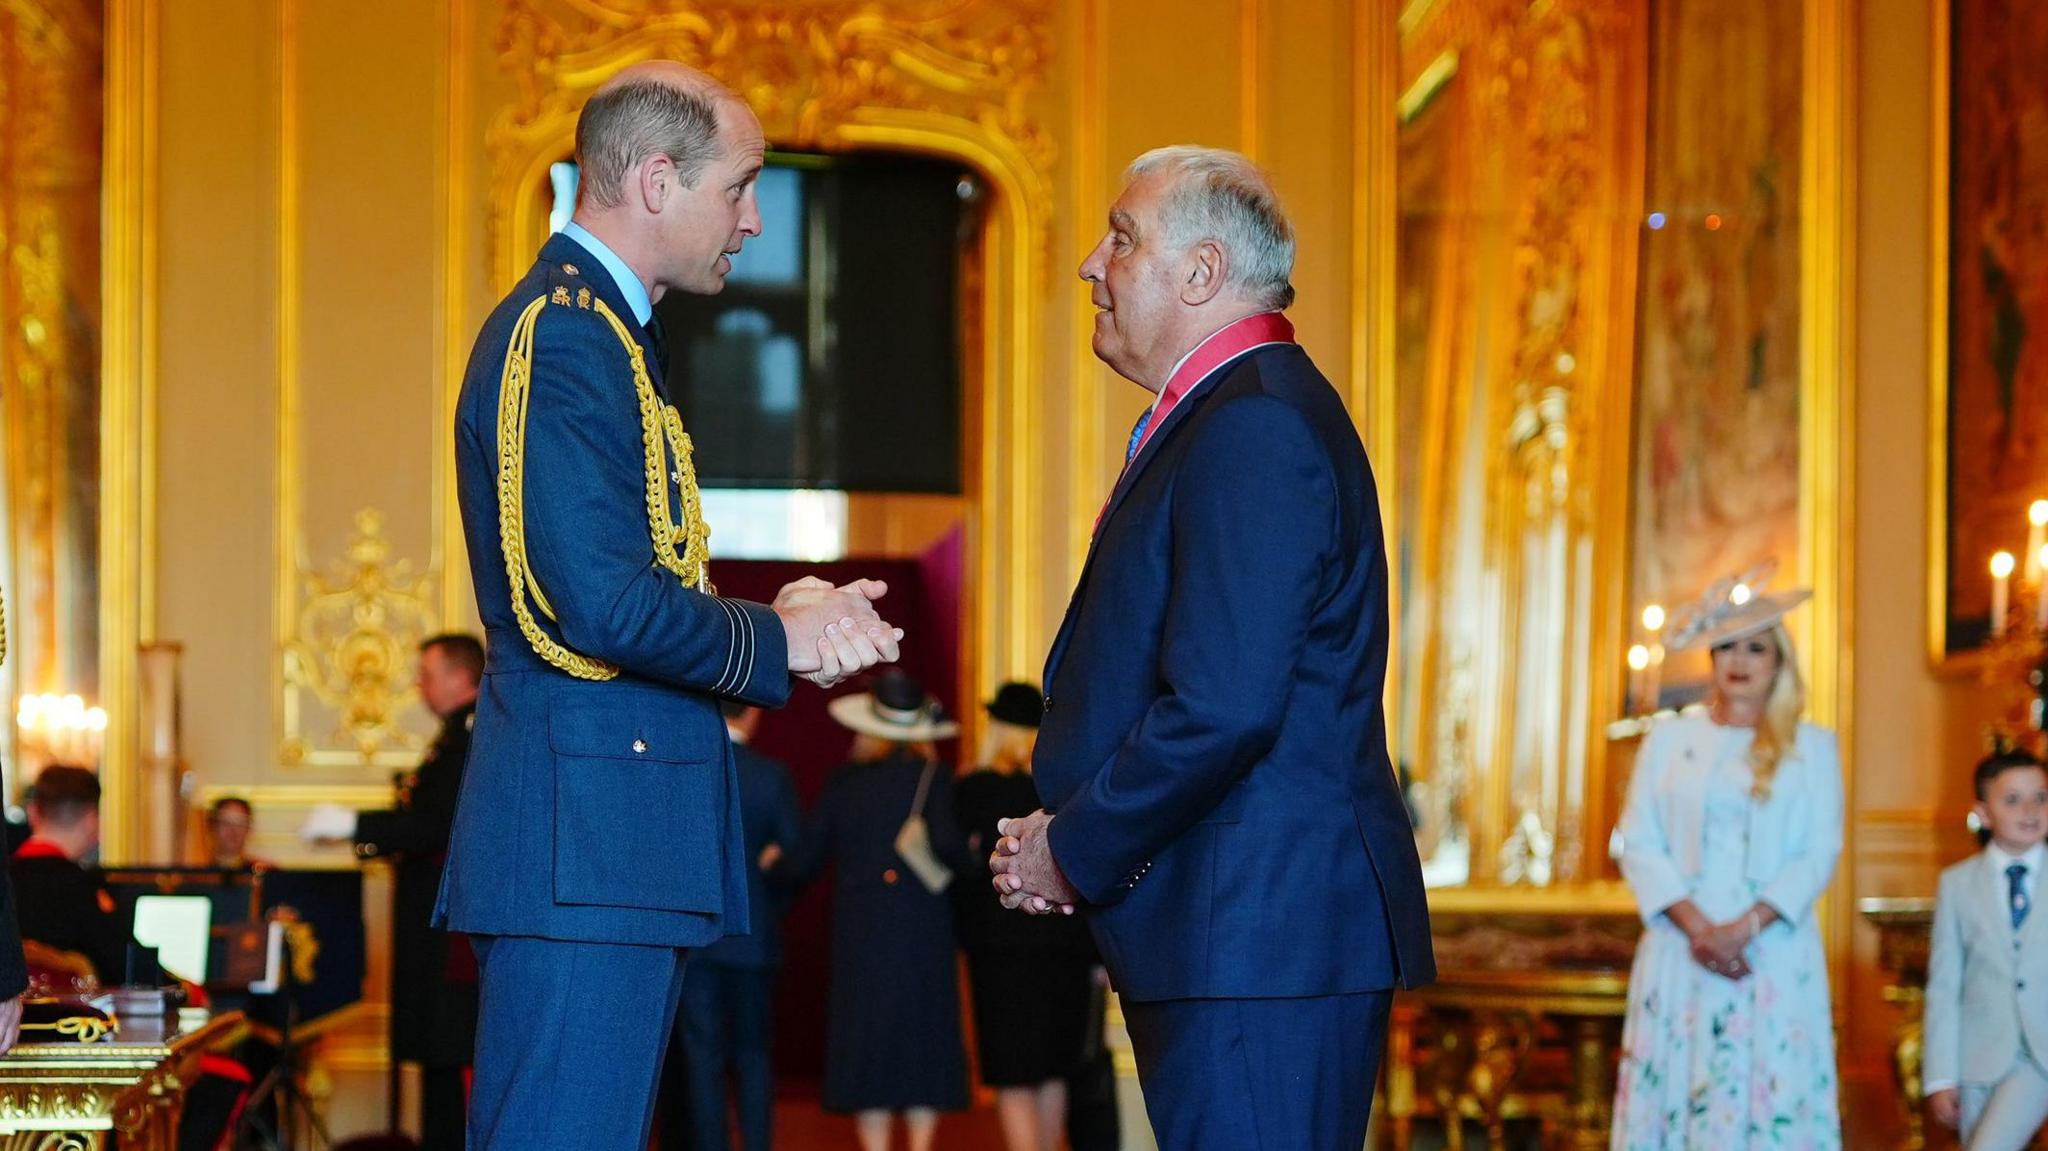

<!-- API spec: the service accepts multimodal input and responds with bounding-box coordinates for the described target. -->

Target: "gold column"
[1801,0,1856,970]
[100,0,159,861]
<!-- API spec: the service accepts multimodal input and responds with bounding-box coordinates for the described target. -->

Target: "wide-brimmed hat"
[984,682,1044,729]
[1665,560,1812,653]
[827,670,960,742]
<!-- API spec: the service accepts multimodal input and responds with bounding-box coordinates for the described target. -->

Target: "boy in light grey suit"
[1927,748,2048,1150]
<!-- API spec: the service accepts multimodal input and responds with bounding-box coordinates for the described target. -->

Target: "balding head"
[576,62,735,209]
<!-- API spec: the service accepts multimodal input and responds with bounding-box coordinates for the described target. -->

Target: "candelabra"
[15,692,107,776]
[1976,504,2048,751]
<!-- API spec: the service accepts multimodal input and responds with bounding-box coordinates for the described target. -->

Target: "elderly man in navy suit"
[991,147,1436,1149]
[438,61,904,1151]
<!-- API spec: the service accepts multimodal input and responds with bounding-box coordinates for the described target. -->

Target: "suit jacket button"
[883,869,900,885]
[632,739,648,754]
[1043,695,1055,711]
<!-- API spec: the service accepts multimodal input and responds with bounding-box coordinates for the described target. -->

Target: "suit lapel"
[1042,354,1256,681]
[1979,853,2021,945]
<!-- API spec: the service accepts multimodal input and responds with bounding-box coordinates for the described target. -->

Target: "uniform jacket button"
[632,739,648,754]
[883,869,900,885]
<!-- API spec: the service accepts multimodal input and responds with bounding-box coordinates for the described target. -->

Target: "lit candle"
[2037,545,2048,630]
[1994,551,2017,637]
[2029,502,2048,584]
[1627,644,1650,713]
[1641,604,1666,634]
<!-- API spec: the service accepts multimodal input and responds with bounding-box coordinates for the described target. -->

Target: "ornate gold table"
[1859,896,1935,1151]
[1386,883,1641,1151]
[0,1008,241,1150]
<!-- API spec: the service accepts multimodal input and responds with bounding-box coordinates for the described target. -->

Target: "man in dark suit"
[661,701,801,1151]
[302,633,485,1149]
[437,60,903,1151]
[10,765,127,985]
[991,146,1436,1149]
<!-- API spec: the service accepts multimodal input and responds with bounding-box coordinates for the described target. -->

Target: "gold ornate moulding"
[1386,883,1640,1151]
[281,508,435,769]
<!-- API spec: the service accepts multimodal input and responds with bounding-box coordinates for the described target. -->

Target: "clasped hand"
[1688,919,1754,981]
[771,577,905,688]
[988,809,1078,915]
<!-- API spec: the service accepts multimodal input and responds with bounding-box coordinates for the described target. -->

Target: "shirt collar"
[560,221,654,326]
[14,836,70,862]
[1988,841,2047,874]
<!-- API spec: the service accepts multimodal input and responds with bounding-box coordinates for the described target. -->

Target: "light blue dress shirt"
[559,220,653,326]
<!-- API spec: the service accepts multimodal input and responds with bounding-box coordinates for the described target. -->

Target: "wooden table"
[0,1007,242,1150]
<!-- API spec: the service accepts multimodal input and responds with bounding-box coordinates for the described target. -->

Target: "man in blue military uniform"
[438,60,905,1150]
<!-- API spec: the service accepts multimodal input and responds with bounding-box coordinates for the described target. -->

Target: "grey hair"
[575,79,724,208]
[1125,146,1295,311]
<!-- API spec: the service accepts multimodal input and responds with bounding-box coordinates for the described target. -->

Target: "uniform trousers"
[1120,990,1391,1151]
[466,935,688,1151]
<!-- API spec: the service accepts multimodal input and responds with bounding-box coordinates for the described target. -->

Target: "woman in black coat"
[954,683,1105,1151]
[784,672,968,1151]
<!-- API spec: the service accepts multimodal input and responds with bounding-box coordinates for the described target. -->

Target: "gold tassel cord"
[494,292,718,679]
[495,295,620,681]
[589,297,713,594]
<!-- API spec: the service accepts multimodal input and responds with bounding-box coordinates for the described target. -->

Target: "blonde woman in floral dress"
[1613,574,1843,1150]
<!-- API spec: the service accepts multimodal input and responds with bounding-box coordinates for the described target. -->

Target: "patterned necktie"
[1125,408,1154,464]
[2011,862,2031,929]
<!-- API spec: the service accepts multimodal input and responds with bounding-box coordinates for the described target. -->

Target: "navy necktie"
[644,314,671,379]
[2011,862,2031,929]
[1125,408,1153,464]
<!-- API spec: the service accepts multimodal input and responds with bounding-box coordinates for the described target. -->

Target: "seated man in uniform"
[10,765,127,986]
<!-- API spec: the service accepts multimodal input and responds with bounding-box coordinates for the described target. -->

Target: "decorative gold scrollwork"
[490,0,1055,283]
[281,509,436,766]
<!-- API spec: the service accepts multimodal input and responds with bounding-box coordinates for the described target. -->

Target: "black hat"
[985,681,1044,729]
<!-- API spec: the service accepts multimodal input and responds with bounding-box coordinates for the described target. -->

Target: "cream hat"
[826,670,960,742]
[1665,561,1812,653]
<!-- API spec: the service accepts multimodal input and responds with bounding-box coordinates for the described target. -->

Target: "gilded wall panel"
[0,0,103,720]
[275,0,445,770]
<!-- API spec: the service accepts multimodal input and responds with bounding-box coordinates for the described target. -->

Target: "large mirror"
[1393,0,1824,888]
